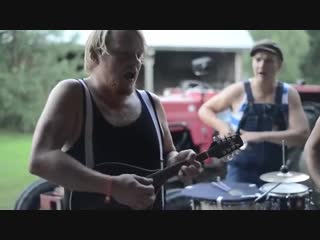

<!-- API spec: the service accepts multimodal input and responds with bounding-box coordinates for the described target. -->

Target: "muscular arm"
[29,79,111,195]
[304,117,320,189]
[249,87,310,147]
[198,82,244,136]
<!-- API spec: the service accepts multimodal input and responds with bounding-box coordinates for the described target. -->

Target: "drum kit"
[180,140,315,210]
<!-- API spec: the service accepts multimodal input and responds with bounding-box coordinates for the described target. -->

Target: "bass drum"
[165,188,192,210]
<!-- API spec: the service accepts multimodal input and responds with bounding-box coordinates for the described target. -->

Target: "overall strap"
[275,81,284,105]
[137,90,164,161]
[137,89,165,209]
[244,81,254,104]
[236,81,255,134]
[78,79,94,169]
[273,81,288,130]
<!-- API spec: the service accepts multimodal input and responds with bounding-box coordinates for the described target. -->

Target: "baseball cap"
[250,39,284,62]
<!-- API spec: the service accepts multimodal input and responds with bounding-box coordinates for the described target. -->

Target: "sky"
[63,30,92,44]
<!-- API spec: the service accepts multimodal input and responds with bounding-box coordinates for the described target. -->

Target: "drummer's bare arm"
[305,117,320,189]
[198,82,243,137]
[240,87,310,148]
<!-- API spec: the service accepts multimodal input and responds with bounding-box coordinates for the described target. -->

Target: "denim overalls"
[225,80,289,187]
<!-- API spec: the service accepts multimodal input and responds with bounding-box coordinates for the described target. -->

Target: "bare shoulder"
[210,81,244,102]
[147,91,161,105]
[48,79,83,102]
[203,81,245,107]
[145,91,165,115]
[42,78,85,129]
[287,84,300,97]
[286,84,302,104]
[142,91,167,123]
[222,81,245,98]
[32,78,85,151]
[43,79,85,117]
[143,91,176,153]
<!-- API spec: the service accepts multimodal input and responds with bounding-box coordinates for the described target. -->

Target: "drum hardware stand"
[279,139,289,174]
[255,140,289,203]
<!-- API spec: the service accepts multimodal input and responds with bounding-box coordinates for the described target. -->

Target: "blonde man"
[29,30,201,210]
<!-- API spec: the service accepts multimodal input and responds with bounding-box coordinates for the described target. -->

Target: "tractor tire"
[303,101,320,131]
[14,178,58,210]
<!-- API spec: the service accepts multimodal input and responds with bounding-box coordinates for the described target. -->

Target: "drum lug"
[286,194,291,209]
[308,189,313,196]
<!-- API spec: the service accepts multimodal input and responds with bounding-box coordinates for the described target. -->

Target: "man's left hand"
[171,150,202,179]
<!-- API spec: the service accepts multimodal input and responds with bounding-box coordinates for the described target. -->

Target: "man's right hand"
[111,174,156,210]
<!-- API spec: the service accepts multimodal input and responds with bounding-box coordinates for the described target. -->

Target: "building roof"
[141,30,254,52]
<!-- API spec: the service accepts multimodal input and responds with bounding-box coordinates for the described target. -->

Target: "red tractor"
[14,58,320,210]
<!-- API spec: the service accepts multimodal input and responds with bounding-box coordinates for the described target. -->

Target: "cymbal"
[260,171,310,183]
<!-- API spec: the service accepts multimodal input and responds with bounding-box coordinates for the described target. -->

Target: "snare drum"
[181,182,263,210]
[259,183,311,210]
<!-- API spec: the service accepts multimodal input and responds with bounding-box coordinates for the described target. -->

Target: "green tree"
[301,30,320,84]
[0,30,85,132]
[242,30,310,84]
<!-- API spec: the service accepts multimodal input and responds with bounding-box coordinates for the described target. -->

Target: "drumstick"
[211,182,230,192]
[216,177,231,191]
[241,194,261,198]
[254,182,282,203]
[218,181,232,191]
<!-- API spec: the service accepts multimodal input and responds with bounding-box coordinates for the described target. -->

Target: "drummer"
[198,39,310,186]
[305,117,320,190]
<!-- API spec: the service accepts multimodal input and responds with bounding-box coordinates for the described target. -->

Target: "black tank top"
[64,80,164,210]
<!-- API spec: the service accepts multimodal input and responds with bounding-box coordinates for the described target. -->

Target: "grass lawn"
[0,130,38,210]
